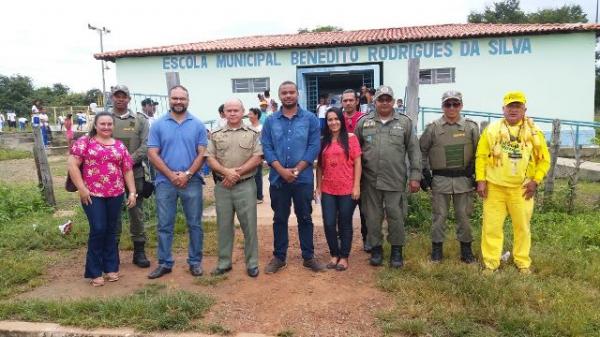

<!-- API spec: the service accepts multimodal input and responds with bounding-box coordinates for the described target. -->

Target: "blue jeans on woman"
[82,194,124,279]
[155,177,204,269]
[321,193,355,258]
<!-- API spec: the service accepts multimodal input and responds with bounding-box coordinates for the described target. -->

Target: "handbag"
[65,136,89,192]
[65,167,82,192]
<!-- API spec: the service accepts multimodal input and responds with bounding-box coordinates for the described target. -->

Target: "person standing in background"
[247,107,264,204]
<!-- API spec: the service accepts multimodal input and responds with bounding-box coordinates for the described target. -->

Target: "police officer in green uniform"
[110,85,151,268]
[206,98,263,278]
[355,85,422,268]
[419,91,478,263]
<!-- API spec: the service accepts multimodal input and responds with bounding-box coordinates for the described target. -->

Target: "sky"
[1,0,596,93]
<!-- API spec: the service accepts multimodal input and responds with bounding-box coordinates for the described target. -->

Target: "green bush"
[0,183,51,222]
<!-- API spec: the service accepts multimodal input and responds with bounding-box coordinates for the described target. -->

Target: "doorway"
[297,64,381,112]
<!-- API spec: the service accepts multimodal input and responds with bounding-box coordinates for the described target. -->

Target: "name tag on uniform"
[123,127,135,131]
[453,132,465,138]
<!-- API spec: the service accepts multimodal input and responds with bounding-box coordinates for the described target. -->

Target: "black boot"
[460,241,476,264]
[389,245,404,268]
[369,246,383,266]
[133,241,151,268]
[431,242,443,262]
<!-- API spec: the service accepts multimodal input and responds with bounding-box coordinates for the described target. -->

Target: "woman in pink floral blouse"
[68,111,137,287]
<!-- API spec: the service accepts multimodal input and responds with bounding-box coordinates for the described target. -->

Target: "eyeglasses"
[443,102,461,108]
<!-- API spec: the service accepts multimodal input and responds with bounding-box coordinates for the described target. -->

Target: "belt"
[214,175,253,185]
[432,169,468,177]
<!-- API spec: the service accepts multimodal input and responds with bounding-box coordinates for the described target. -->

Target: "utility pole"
[88,24,110,97]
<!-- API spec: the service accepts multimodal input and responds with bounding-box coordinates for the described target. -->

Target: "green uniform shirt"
[111,108,149,178]
[419,116,479,194]
[207,124,263,180]
[355,112,421,191]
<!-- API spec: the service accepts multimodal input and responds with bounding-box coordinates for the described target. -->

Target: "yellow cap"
[503,91,527,106]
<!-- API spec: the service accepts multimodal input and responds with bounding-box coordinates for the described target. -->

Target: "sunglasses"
[443,102,461,108]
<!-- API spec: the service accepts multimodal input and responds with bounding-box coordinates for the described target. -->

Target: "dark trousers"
[82,194,124,278]
[254,165,263,200]
[270,182,314,261]
[358,199,367,242]
[322,193,355,258]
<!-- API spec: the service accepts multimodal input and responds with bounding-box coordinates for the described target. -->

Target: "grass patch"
[0,148,32,161]
[195,274,228,287]
[0,252,47,298]
[377,179,600,337]
[277,330,295,337]
[0,284,215,332]
[0,183,52,222]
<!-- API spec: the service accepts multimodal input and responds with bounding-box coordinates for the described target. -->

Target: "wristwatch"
[185,170,193,180]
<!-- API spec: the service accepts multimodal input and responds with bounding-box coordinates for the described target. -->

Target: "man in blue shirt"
[261,81,325,273]
[147,85,208,279]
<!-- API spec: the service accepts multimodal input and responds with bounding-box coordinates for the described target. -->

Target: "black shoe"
[363,240,373,253]
[431,242,443,263]
[211,266,232,276]
[189,265,203,277]
[133,242,151,268]
[303,258,326,272]
[460,241,476,264]
[147,266,172,279]
[369,246,383,266]
[247,267,259,278]
[390,245,404,269]
[265,257,287,274]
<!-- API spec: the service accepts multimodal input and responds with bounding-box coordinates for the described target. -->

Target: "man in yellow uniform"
[475,91,550,274]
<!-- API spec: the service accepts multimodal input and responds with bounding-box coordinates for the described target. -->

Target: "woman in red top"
[315,107,362,271]
[64,113,74,147]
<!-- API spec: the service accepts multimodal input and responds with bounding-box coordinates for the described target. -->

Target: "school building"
[95,23,599,140]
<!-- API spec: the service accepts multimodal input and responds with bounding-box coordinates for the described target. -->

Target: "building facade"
[97,23,599,136]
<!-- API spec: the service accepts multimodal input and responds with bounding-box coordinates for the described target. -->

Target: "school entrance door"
[297,64,381,113]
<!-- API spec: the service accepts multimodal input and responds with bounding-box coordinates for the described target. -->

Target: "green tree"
[51,83,70,97]
[528,5,588,23]
[468,0,527,24]
[468,0,587,24]
[0,75,34,114]
[298,25,343,34]
[84,88,102,105]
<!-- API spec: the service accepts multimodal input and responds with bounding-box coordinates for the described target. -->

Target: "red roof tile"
[95,23,600,62]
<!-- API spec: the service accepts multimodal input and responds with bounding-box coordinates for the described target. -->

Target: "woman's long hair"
[88,111,114,138]
[318,107,349,166]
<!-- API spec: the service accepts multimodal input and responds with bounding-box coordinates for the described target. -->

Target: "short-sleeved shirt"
[320,134,361,195]
[70,136,133,198]
[316,104,329,118]
[355,112,422,191]
[7,112,16,122]
[206,124,263,180]
[147,111,208,185]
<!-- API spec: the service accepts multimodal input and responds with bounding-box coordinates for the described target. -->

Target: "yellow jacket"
[476,118,550,187]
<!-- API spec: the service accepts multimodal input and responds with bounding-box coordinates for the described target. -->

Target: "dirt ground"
[4,156,392,337]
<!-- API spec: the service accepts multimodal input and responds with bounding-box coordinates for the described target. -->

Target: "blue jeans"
[82,194,124,278]
[321,193,355,258]
[155,177,203,268]
[254,165,263,200]
[270,182,315,261]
